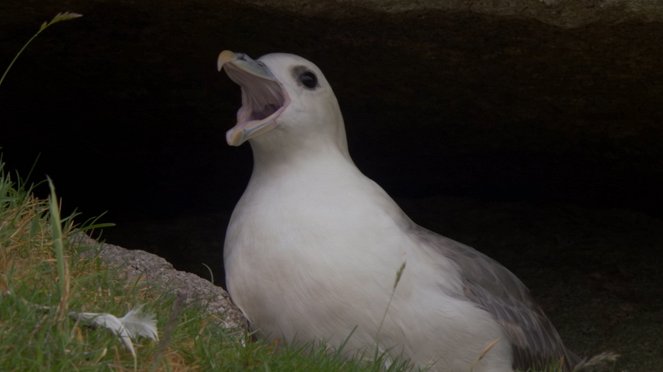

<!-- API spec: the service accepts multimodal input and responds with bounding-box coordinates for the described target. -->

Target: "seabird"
[218,50,579,371]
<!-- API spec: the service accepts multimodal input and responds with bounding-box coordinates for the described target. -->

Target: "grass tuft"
[47,177,70,323]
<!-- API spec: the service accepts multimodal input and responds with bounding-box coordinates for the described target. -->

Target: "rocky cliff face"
[242,0,663,28]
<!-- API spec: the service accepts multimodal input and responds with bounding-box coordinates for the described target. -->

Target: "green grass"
[0,12,82,87]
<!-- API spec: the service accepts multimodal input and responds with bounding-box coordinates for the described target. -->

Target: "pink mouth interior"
[225,64,287,126]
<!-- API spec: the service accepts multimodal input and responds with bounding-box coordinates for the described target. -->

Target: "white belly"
[224,176,513,371]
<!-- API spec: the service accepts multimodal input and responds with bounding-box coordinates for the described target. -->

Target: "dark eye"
[298,71,318,89]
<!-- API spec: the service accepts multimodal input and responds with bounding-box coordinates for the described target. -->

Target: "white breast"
[224,152,512,371]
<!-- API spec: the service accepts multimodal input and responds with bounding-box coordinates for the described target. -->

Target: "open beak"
[217,50,290,146]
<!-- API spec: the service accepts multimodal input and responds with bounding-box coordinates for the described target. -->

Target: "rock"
[238,0,663,28]
[74,233,246,331]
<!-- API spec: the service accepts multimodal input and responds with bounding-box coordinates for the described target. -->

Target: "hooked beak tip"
[217,50,236,72]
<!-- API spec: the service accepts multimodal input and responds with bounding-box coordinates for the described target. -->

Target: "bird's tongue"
[217,50,289,146]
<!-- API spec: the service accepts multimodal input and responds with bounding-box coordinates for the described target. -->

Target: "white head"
[218,51,349,158]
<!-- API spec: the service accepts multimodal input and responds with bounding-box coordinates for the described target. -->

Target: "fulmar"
[218,50,580,372]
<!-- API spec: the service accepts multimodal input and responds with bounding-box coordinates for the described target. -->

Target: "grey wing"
[410,226,579,371]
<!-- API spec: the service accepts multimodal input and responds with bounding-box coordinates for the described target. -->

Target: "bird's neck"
[248,115,354,177]
[250,137,355,180]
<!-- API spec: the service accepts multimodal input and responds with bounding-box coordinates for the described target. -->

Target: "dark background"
[2,1,663,367]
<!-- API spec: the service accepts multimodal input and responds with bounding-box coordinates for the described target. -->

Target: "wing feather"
[410,226,578,371]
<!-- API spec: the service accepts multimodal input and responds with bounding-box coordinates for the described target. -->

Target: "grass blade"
[0,12,82,87]
[47,177,69,322]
